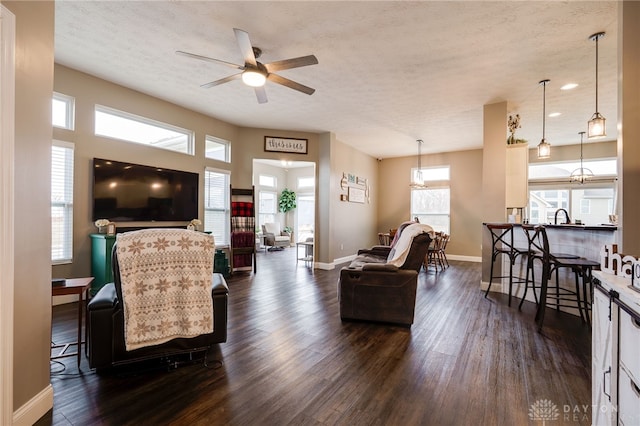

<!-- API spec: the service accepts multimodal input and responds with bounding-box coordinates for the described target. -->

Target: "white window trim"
[52,92,75,130]
[258,174,277,188]
[51,140,75,264]
[205,135,231,163]
[94,104,194,155]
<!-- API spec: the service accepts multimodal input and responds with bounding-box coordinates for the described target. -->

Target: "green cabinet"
[90,233,116,296]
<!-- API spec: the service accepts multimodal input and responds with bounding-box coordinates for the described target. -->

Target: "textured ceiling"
[54,1,619,159]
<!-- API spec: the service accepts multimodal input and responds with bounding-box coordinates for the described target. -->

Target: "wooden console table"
[51,277,94,367]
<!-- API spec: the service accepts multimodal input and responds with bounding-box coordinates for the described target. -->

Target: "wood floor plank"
[39,249,592,425]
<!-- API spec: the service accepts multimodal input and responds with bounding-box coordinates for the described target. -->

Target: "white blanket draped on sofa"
[386,223,435,267]
[116,229,215,351]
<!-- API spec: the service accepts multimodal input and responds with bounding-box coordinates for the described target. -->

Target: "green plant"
[283,226,293,234]
[279,188,297,213]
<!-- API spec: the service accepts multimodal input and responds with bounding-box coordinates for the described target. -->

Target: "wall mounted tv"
[92,158,198,222]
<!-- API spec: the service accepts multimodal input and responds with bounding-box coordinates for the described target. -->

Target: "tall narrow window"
[52,92,75,130]
[51,141,74,263]
[258,191,277,228]
[410,166,450,233]
[204,168,230,246]
[94,105,193,155]
[205,135,231,162]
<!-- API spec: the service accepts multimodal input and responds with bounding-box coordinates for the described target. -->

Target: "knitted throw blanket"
[116,229,215,351]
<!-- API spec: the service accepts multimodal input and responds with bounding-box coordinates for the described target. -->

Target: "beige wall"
[378,148,483,258]
[4,0,54,413]
[52,65,323,278]
[329,137,379,262]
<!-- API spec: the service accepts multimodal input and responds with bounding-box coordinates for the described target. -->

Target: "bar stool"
[484,224,528,307]
[521,225,599,331]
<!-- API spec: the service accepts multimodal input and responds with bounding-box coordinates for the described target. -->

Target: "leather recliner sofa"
[338,223,434,326]
[87,239,228,371]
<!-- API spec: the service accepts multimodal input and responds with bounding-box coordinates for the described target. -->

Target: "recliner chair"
[87,229,228,371]
[338,223,434,326]
[262,222,290,251]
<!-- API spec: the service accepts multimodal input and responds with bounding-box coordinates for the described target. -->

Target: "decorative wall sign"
[348,187,366,203]
[340,171,370,203]
[264,136,308,154]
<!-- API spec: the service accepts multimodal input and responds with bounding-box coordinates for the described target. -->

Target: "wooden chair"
[424,232,446,272]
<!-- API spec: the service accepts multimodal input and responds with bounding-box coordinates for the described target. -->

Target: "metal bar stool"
[484,224,528,307]
[522,225,599,331]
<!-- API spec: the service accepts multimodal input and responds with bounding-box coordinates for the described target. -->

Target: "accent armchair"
[262,222,291,251]
[338,223,434,326]
[87,229,228,371]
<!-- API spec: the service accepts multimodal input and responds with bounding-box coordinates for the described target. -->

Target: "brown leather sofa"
[87,242,228,371]
[338,223,433,326]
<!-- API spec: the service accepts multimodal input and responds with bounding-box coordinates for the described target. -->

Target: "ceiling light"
[242,69,266,87]
[570,131,594,184]
[537,79,551,159]
[410,139,428,189]
[588,32,606,138]
[561,83,578,90]
[548,112,562,118]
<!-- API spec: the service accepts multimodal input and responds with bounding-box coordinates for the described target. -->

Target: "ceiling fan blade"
[175,50,244,70]
[267,73,316,95]
[200,73,242,89]
[254,87,268,104]
[233,28,257,66]
[265,55,318,72]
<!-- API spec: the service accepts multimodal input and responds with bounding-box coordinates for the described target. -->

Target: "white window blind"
[204,168,230,246]
[51,141,74,263]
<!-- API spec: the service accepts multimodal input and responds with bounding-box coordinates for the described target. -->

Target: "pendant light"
[537,79,551,159]
[409,139,428,189]
[588,32,606,138]
[570,132,594,184]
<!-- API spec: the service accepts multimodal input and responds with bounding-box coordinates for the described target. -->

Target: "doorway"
[252,159,315,251]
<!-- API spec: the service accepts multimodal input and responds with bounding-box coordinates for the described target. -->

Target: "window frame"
[94,104,194,155]
[205,135,231,163]
[203,167,230,247]
[258,190,278,229]
[52,92,75,130]
[51,140,75,264]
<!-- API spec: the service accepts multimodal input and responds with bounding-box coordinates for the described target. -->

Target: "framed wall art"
[264,136,308,154]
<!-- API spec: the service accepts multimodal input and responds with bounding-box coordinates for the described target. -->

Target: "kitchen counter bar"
[481,222,617,308]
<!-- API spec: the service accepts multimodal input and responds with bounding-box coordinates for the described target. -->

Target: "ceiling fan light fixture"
[242,70,266,87]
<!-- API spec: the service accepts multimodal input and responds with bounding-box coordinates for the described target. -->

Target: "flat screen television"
[92,158,198,222]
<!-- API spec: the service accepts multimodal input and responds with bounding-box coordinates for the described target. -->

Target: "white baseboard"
[447,254,481,263]
[13,384,53,426]
[315,262,335,270]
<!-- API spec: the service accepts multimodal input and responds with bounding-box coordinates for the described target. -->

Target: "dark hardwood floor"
[39,249,592,425]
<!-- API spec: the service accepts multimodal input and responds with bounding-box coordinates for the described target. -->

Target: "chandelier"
[537,79,551,159]
[409,139,428,189]
[570,131,594,184]
[588,32,606,138]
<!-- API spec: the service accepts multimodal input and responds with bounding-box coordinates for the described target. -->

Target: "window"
[298,177,315,189]
[528,160,617,226]
[204,168,230,246]
[94,105,193,155]
[206,135,231,162]
[259,174,276,188]
[411,187,450,233]
[296,194,315,242]
[410,166,450,233]
[51,141,74,263]
[52,92,75,130]
[258,191,277,229]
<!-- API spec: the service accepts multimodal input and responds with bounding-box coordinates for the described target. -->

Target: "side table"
[51,277,94,367]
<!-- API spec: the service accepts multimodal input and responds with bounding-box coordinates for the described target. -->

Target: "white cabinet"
[592,285,616,426]
[505,143,528,208]
[593,271,640,426]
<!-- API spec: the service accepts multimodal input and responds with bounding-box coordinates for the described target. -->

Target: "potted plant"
[279,188,297,213]
[507,114,527,145]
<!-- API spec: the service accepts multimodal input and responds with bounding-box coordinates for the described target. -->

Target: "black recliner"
[87,236,228,371]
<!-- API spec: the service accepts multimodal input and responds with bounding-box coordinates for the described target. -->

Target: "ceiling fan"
[176,28,318,104]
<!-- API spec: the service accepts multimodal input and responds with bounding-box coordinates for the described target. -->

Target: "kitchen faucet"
[554,208,571,225]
